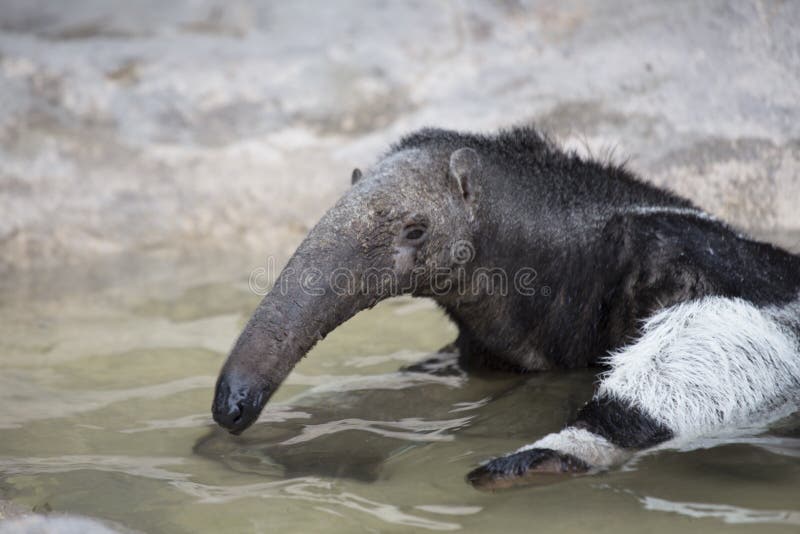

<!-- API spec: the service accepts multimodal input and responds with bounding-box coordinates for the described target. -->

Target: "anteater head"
[212,138,485,433]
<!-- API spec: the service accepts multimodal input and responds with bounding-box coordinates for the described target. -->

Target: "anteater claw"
[467,448,589,490]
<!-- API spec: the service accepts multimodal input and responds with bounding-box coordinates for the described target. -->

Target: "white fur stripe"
[622,205,716,221]
[598,296,800,437]
[516,427,628,467]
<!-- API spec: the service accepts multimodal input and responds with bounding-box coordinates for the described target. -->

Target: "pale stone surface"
[0,500,28,521]
[0,500,122,534]
[0,0,798,271]
[0,513,124,533]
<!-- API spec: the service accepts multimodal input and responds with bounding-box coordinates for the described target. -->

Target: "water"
[1,243,799,533]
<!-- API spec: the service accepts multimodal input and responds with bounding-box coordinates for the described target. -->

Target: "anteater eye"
[402,224,428,243]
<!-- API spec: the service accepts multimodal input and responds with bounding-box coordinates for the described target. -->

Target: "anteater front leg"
[467,396,670,489]
[468,296,800,490]
[402,336,536,376]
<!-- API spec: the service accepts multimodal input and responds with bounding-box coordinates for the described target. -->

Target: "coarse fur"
[518,427,629,467]
[391,128,800,374]
[213,125,800,489]
[597,296,800,437]
[574,395,674,449]
[474,295,800,485]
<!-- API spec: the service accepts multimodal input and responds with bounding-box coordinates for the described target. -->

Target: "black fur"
[216,125,800,470]
[393,127,800,371]
[574,396,673,449]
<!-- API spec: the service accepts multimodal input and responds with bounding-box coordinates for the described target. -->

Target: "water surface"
[1,242,799,533]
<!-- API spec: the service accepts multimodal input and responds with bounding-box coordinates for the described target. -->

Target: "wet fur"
[393,128,800,372]
[394,128,800,485]
[216,126,800,487]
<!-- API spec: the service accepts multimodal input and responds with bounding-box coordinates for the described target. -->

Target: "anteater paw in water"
[466,448,589,490]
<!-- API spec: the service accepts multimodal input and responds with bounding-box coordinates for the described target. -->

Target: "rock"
[0,499,28,521]
[0,514,123,534]
[0,0,798,271]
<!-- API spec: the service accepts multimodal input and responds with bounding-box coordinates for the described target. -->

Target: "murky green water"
[1,243,800,533]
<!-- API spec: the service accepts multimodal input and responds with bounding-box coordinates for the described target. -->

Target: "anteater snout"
[212,371,270,435]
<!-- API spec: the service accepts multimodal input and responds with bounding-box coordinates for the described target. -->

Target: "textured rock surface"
[0,500,27,522]
[0,513,125,533]
[0,500,124,533]
[0,0,799,271]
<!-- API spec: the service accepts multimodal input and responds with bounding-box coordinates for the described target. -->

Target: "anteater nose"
[212,374,247,432]
[213,393,244,429]
[212,371,270,435]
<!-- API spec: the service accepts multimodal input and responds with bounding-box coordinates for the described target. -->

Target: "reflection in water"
[193,368,518,483]
[283,370,465,393]
[279,416,473,445]
[120,407,312,434]
[175,477,464,531]
[0,456,190,482]
[623,421,800,472]
[449,398,491,413]
[0,457,464,531]
[2,253,800,533]
[414,505,482,516]
[0,375,214,429]
[668,435,800,458]
[642,497,800,526]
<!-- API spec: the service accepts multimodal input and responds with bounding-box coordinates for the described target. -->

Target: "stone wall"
[1,0,798,271]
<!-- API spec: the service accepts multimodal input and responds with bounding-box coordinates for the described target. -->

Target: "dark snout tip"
[212,372,270,435]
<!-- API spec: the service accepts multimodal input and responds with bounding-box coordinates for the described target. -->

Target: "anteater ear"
[449,147,480,206]
[351,168,363,185]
